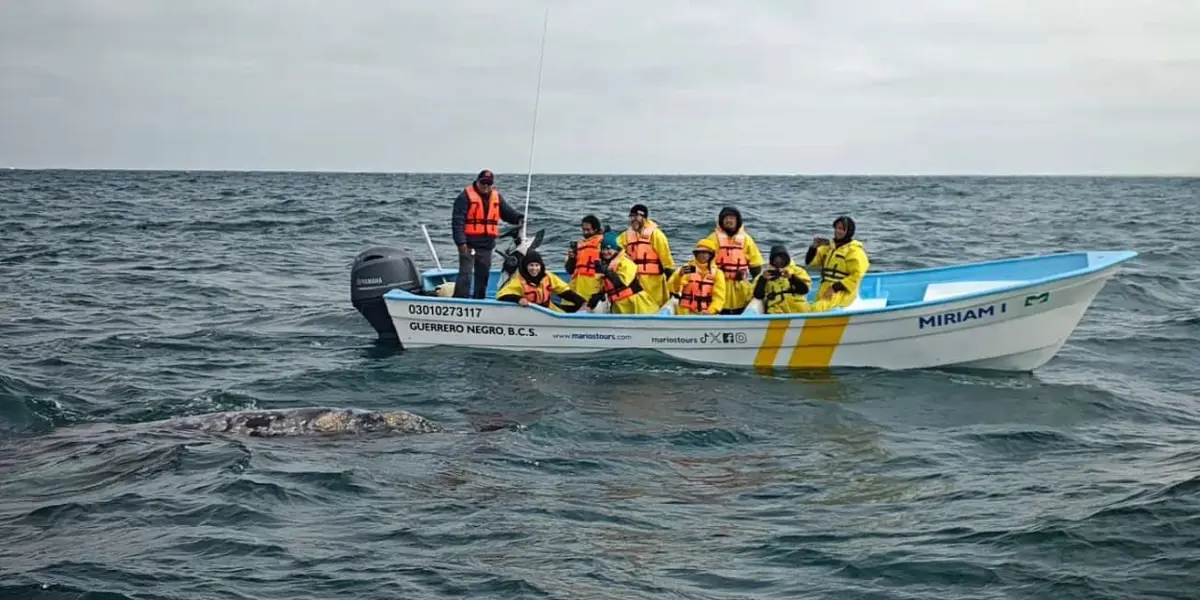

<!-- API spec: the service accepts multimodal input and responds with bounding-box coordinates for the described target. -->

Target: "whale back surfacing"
[170,408,443,437]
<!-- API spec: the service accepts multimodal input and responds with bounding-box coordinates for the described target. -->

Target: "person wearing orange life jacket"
[561,214,606,312]
[661,238,728,316]
[804,215,870,312]
[586,231,659,315]
[701,206,764,315]
[450,169,525,299]
[617,204,675,307]
[496,250,586,312]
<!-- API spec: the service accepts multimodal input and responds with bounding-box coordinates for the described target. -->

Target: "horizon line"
[2,166,1197,178]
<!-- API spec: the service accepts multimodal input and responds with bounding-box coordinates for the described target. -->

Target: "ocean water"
[1,170,1198,600]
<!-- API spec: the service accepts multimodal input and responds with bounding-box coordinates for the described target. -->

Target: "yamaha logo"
[357,277,383,285]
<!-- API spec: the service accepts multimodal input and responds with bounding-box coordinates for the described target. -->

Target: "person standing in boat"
[805,215,870,311]
[749,244,813,314]
[587,231,658,314]
[661,238,728,315]
[496,250,587,312]
[450,169,525,299]
[617,204,675,307]
[702,206,765,314]
[562,215,606,312]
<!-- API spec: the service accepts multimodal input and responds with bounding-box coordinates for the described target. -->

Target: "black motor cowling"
[350,246,423,344]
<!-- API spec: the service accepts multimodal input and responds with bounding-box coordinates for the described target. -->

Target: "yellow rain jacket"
[751,251,813,314]
[703,207,764,313]
[563,232,604,310]
[588,236,659,315]
[666,239,728,316]
[617,218,675,307]
[496,250,585,312]
[807,239,869,312]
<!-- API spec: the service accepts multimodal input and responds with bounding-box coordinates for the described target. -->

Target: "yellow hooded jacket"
[702,207,764,312]
[806,218,869,311]
[588,232,660,315]
[666,238,728,315]
[751,245,813,314]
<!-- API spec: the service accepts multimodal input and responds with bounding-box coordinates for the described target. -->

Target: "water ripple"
[1,171,1198,599]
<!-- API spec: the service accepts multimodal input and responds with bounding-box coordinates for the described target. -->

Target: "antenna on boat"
[420,223,443,271]
[519,2,550,246]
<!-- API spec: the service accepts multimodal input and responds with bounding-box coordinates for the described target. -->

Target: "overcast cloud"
[1,0,1198,174]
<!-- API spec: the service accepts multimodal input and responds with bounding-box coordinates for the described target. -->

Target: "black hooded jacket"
[753,245,810,301]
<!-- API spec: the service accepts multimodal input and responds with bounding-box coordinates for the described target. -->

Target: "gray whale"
[166,407,443,437]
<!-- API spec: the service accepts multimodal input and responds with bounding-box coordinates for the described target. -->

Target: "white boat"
[349,232,1136,372]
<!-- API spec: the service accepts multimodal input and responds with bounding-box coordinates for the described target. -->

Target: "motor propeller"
[497,225,545,277]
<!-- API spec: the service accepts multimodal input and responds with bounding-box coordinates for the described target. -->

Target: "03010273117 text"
[406,304,483,319]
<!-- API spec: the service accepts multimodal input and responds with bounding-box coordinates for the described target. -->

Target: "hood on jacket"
[718,206,743,235]
[692,238,718,267]
[519,250,546,283]
[833,215,856,245]
[768,244,791,268]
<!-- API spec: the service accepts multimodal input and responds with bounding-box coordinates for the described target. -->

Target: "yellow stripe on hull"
[788,316,851,368]
[753,316,852,370]
[753,319,791,370]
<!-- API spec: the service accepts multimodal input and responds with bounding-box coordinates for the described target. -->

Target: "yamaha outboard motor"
[350,246,422,344]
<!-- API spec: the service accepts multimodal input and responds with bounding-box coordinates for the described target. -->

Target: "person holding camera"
[584,232,659,315]
[562,214,605,312]
[660,238,728,316]
[751,245,813,314]
[803,215,870,312]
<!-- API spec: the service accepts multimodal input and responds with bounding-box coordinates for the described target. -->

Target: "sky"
[1,0,1198,175]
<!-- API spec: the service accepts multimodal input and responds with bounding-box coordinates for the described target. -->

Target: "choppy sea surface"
[2,170,1198,600]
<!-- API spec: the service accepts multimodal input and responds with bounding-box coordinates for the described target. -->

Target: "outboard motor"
[350,246,423,344]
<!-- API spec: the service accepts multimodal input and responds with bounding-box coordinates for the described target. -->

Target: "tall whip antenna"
[521,2,550,243]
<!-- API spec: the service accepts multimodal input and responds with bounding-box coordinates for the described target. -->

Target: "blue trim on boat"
[382,250,1138,322]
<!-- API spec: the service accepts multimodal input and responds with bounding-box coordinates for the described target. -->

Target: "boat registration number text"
[407,304,483,318]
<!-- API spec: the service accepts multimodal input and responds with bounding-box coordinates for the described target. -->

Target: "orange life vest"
[521,276,553,307]
[624,224,662,276]
[716,230,749,280]
[573,235,601,279]
[679,267,717,313]
[464,185,500,237]
[601,257,637,302]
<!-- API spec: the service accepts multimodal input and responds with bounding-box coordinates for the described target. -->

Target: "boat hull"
[380,252,1131,372]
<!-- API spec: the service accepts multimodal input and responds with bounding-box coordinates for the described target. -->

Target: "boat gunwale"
[383,250,1137,322]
